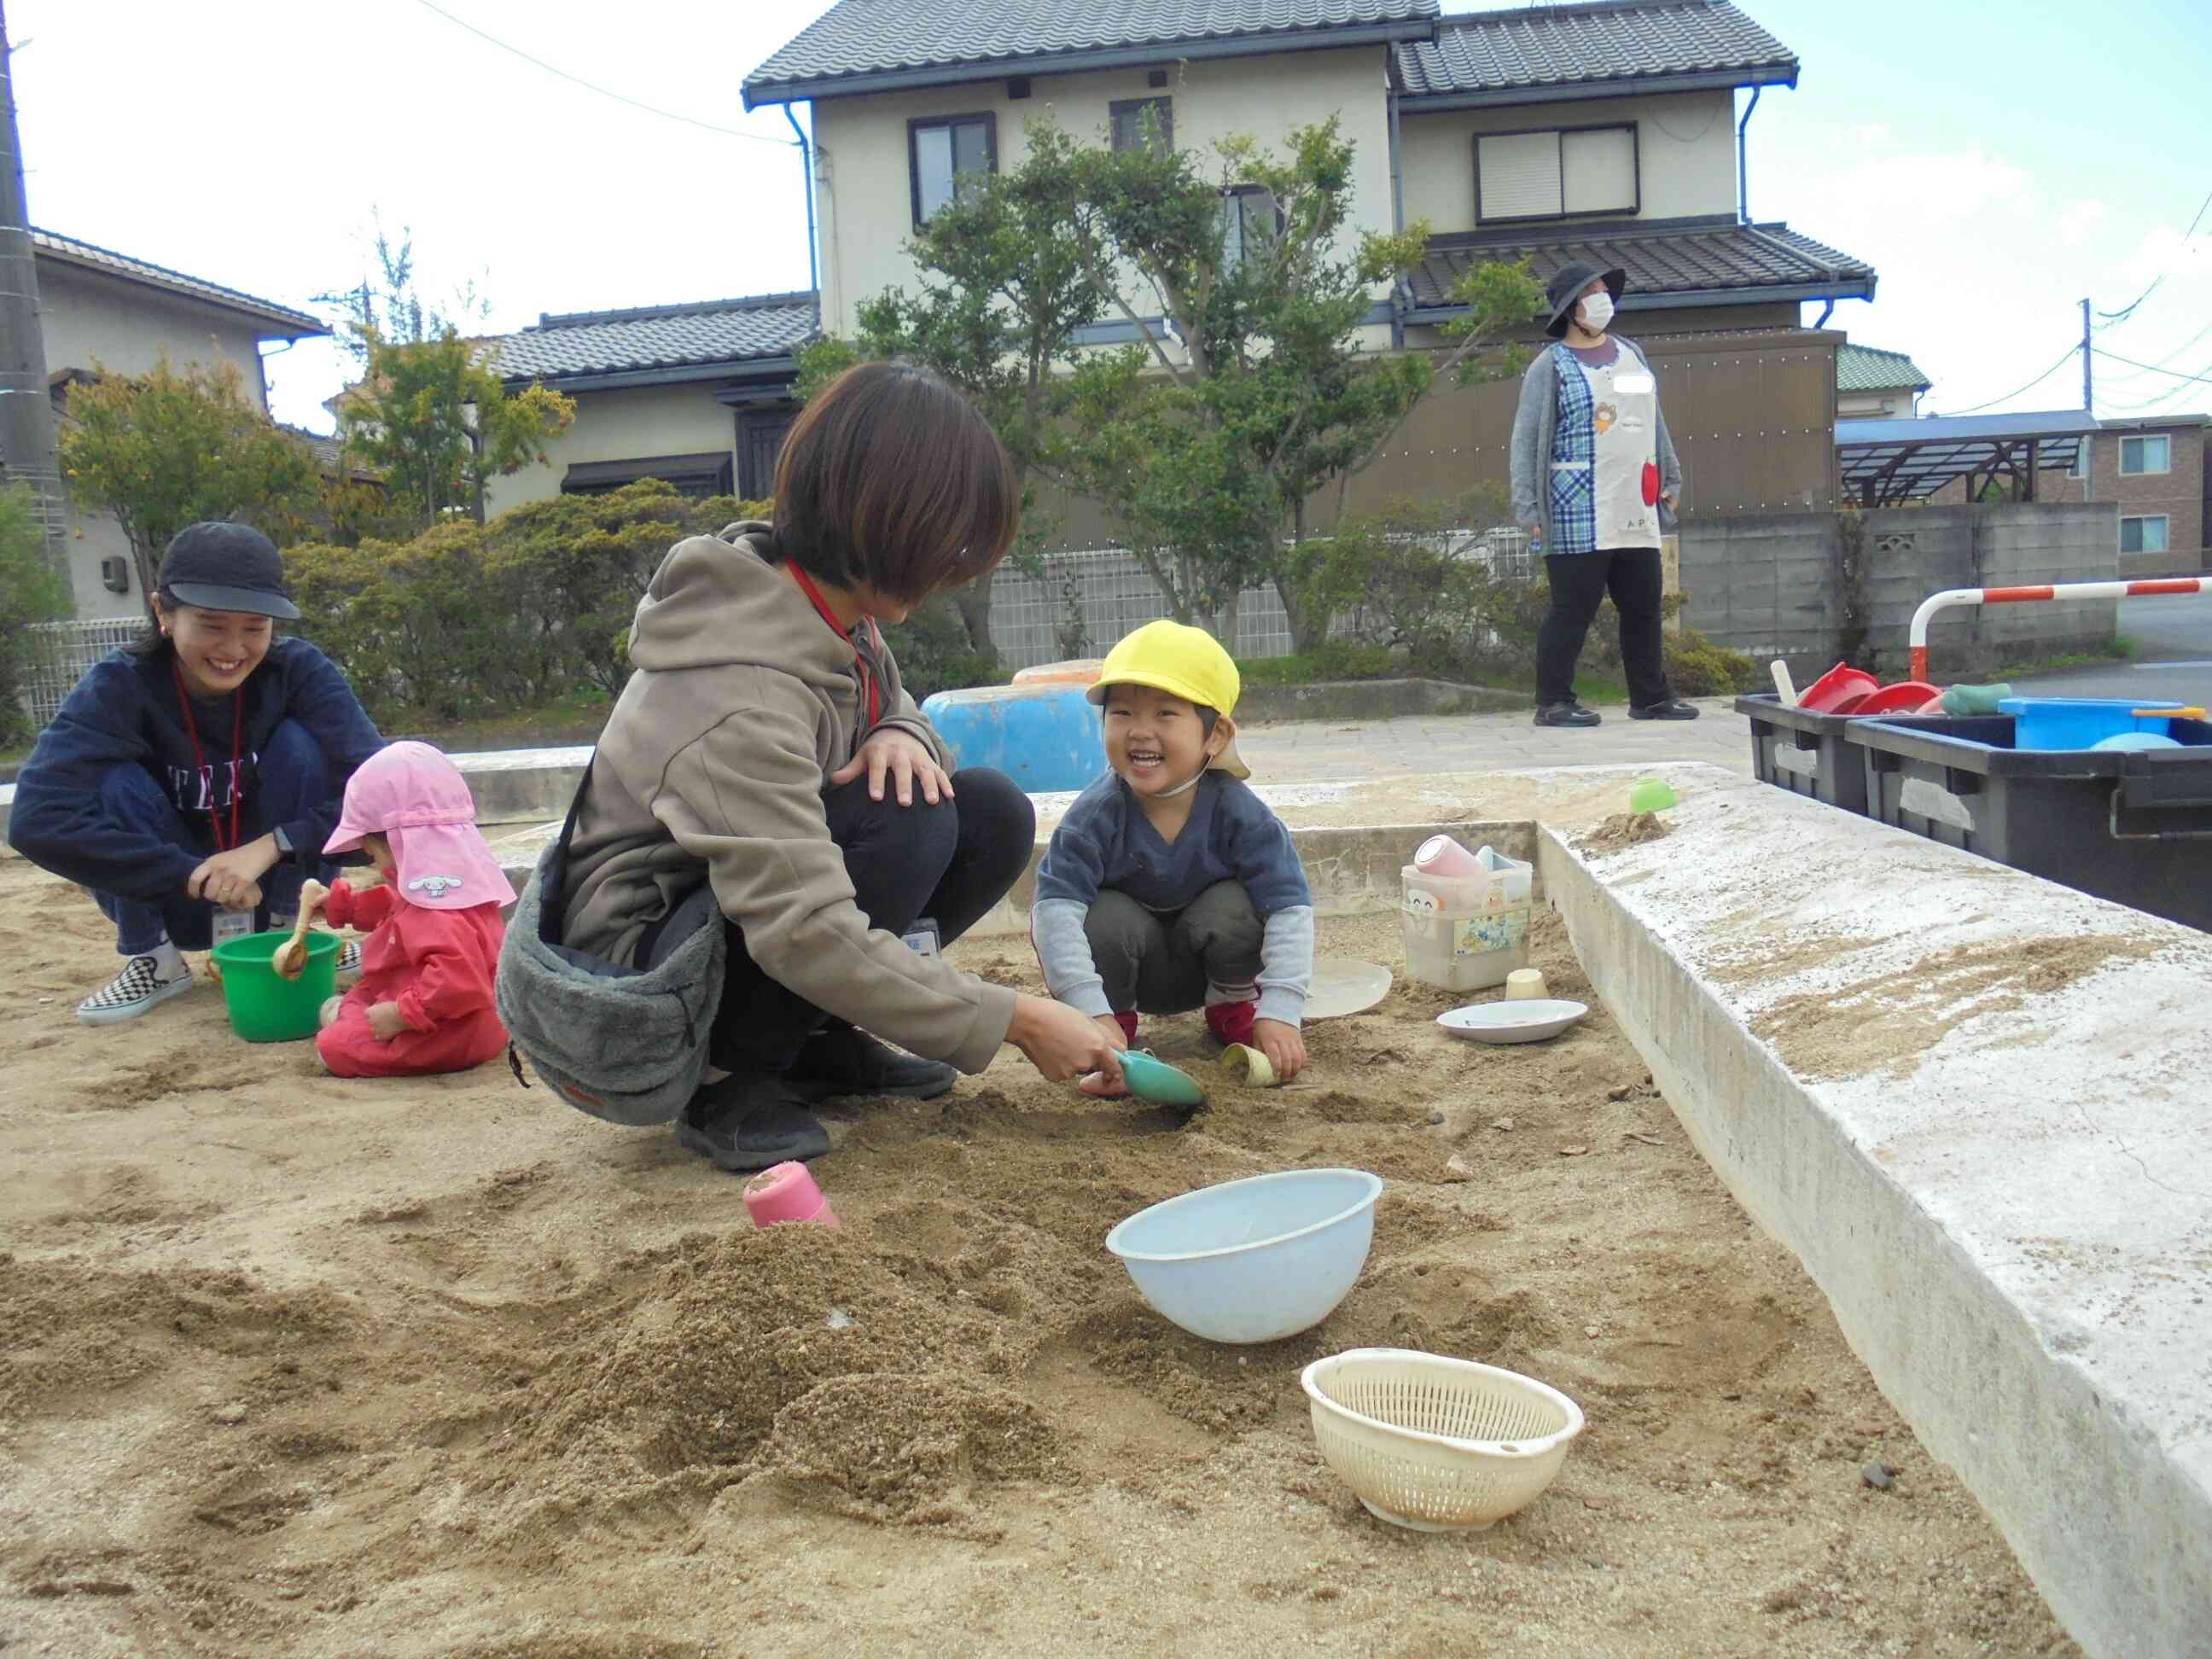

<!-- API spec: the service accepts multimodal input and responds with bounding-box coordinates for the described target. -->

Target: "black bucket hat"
[156,521,301,620]
[1544,260,1627,339]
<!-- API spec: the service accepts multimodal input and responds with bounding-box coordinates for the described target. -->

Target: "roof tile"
[488,294,819,383]
[32,228,326,338]
[1395,0,1793,99]
[1837,343,1932,393]
[1410,219,1871,309]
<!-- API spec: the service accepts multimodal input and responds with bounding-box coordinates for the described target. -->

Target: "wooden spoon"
[273,908,317,981]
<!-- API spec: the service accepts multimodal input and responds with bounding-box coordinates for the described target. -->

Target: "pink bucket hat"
[324,742,517,911]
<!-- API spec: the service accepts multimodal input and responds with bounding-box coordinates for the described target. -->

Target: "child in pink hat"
[300,742,515,1078]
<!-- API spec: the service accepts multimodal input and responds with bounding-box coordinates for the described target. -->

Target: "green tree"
[796,133,1103,655]
[57,354,321,601]
[0,483,73,747]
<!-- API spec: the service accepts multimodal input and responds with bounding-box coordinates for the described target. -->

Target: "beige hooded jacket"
[560,523,1016,1074]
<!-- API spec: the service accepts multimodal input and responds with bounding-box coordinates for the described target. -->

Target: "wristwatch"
[271,824,294,857]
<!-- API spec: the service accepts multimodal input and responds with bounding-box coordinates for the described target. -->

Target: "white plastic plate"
[1306,958,1394,1022]
[1436,999,1589,1045]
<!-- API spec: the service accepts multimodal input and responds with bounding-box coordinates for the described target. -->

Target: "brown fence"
[1023,328,1842,550]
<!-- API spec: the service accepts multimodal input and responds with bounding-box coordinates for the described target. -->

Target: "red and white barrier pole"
[1908,577,2209,683]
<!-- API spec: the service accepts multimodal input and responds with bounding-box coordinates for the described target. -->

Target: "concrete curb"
[1538,768,2211,1659]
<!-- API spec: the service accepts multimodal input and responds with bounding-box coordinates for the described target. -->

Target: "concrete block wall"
[1676,513,1844,660]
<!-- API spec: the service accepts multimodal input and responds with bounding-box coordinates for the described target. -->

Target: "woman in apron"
[1508,261,1698,729]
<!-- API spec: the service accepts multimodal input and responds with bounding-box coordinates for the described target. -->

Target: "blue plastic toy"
[921,682,1107,795]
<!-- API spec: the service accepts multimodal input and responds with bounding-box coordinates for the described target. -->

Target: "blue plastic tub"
[921,682,1107,795]
[1998,696,2182,751]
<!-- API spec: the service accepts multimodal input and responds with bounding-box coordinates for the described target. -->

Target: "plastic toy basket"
[1300,1348,1585,1531]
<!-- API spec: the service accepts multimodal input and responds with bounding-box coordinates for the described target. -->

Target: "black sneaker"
[1628,698,1701,721]
[789,1022,957,1101]
[674,1077,831,1172]
[1534,701,1603,728]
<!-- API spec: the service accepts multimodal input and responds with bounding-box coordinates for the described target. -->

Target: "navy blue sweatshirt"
[8,639,383,906]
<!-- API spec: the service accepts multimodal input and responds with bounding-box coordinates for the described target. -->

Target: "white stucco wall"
[810,45,1398,348]
[1398,88,1738,236]
[481,382,742,516]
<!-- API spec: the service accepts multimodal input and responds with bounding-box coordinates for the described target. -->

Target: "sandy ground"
[0,855,2075,1658]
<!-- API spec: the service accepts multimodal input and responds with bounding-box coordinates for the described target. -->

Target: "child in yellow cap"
[1031,620,1313,1092]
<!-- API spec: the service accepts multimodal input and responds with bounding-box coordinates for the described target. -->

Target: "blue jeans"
[92,719,335,954]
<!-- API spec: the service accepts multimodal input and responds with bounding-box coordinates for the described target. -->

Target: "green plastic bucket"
[211,929,340,1043]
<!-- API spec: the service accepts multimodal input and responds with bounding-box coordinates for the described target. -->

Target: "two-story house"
[1837,344,1931,421]
[486,0,1875,529]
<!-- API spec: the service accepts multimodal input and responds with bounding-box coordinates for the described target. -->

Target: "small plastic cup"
[743,1161,839,1229]
[1505,969,1548,1001]
[1219,1043,1278,1088]
[1414,834,1482,877]
[1627,777,1678,814]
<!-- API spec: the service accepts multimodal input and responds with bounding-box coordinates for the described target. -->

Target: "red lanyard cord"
[172,660,244,853]
[786,563,883,727]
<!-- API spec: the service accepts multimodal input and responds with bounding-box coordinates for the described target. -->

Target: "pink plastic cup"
[1414,834,1481,877]
[742,1161,840,1229]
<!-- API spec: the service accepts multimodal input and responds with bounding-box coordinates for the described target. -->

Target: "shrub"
[1662,626,1762,696]
[1237,642,1398,687]
[0,486,72,748]
[882,595,1000,703]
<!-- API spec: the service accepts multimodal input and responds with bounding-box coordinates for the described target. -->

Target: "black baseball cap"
[156,522,301,620]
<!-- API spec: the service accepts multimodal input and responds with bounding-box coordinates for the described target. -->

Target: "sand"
[0,854,2075,1657]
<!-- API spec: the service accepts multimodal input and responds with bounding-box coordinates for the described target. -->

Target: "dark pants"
[1536,548,1673,709]
[705,767,1035,1075]
[1084,882,1262,1016]
[91,718,333,954]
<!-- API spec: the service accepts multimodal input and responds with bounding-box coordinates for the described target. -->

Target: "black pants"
[706,767,1034,1074]
[1536,548,1673,709]
[1084,882,1262,1016]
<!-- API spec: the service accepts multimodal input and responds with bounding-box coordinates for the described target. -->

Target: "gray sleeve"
[1255,904,1315,1027]
[1033,896,1113,1019]
[1509,353,1551,531]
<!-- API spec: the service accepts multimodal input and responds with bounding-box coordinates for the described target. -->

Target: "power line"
[1936,341,2081,416]
[410,0,795,146]
[2091,318,2212,384]
[2093,347,2212,385]
[2094,182,2212,327]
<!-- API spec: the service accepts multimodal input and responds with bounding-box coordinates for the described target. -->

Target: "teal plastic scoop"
[1115,1050,1208,1109]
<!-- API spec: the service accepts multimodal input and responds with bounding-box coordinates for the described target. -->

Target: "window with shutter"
[1476,125,1639,225]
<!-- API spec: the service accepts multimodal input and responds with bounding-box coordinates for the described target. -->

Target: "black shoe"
[788,1021,957,1101]
[1534,701,1603,728]
[674,1076,831,1172]
[1628,698,1701,721]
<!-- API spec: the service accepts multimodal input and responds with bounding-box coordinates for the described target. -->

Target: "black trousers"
[706,767,1034,1074]
[1083,882,1263,1016]
[1535,548,1673,709]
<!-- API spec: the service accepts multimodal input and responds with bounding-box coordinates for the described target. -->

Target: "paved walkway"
[1236,696,1749,782]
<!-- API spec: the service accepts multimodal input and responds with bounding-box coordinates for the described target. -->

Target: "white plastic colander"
[1300,1348,1585,1531]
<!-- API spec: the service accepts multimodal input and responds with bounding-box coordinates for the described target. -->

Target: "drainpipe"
[1811,299,1835,329]
[1736,84,1762,224]
[783,104,820,329]
[1387,81,1406,351]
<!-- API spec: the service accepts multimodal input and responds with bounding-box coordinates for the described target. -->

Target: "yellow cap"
[1088,620,1251,780]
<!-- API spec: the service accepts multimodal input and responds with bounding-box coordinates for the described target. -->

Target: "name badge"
[1612,371,1656,395]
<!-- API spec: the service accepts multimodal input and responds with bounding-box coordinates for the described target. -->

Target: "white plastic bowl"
[1437,998,1588,1045]
[1104,1168,1382,1344]
[1301,1348,1585,1531]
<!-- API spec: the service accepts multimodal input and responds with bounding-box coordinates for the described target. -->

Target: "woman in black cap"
[8,522,383,1023]
[1508,261,1697,729]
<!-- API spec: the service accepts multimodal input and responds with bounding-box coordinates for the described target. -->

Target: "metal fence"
[19,617,143,729]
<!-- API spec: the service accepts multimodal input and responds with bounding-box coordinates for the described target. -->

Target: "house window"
[1221,185,1281,270]
[2120,434,2171,475]
[910,113,997,224]
[737,407,797,500]
[1475,124,1639,225]
[2069,436,2092,479]
[1111,97,1173,153]
[561,452,733,500]
[2121,515,2169,555]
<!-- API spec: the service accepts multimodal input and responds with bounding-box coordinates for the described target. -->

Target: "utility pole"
[2081,296,2093,414]
[0,0,69,585]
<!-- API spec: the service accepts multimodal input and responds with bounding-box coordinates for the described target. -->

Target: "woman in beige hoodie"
[561,362,1116,1171]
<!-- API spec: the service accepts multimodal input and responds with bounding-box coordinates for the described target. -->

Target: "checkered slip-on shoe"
[77,955,194,1026]
[336,940,363,975]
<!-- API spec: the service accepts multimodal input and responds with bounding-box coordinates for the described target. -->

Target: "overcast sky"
[15,0,2209,431]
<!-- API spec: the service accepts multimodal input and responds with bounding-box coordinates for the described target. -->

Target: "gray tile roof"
[745,0,1440,106]
[1395,0,1795,102]
[489,294,820,384]
[33,228,327,337]
[1837,343,1931,394]
[1408,219,1871,311]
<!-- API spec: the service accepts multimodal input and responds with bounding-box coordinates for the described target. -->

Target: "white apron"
[1579,351,1662,550]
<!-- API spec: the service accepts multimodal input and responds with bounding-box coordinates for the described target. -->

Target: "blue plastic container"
[921,682,1107,795]
[1998,696,2181,751]
[1104,1168,1383,1344]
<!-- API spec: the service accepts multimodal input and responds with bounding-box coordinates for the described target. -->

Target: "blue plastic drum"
[922,682,1108,795]
[1998,697,2183,750]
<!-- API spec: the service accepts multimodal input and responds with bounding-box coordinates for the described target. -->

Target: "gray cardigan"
[1508,335,1684,554]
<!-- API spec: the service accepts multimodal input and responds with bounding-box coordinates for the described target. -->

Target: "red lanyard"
[173,661,244,853]
[788,564,883,727]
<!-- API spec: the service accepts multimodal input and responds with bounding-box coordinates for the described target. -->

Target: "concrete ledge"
[1540,765,2211,1659]
[1237,678,1524,725]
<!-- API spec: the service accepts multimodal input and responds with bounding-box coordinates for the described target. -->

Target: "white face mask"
[1577,291,1615,332]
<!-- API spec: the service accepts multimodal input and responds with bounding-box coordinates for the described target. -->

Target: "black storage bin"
[1852,714,2212,932]
[1736,691,1879,814]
